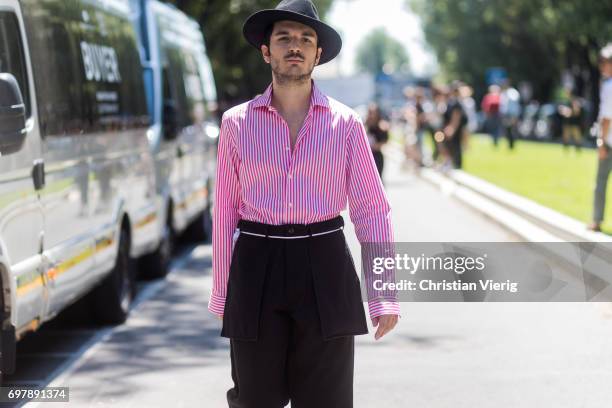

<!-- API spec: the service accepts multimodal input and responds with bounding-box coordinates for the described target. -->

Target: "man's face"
[600,60,612,78]
[261,20,322,85]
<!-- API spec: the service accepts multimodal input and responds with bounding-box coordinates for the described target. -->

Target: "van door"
[0,1,45,335]
[18,0,97,316]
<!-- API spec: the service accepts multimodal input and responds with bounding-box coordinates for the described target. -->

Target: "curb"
[449,169,612,243]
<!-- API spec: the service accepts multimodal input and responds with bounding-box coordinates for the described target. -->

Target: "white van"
[130,0,219,278]
[0,0,163,375]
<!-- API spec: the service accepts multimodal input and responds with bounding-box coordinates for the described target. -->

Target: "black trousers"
[221,215,368,408]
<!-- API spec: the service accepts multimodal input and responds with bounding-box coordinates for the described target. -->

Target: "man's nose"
[287,37,302,53]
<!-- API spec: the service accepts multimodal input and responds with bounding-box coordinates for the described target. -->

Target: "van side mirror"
[0,73,27,155]
[162,99,178,140]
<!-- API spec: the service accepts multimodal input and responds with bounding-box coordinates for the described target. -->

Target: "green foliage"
[355,27,410,75]
[409,0,612,101]
[165,0,335,107]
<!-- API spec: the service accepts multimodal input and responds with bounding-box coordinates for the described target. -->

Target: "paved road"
[7,150,612,407]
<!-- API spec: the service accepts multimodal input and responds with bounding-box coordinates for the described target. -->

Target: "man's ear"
[315,47,322,65]
[261,45,271,64]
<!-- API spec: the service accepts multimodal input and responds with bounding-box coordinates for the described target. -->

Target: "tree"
[409,0,612,108]
[355,27,410,75]
[165,0,335,110]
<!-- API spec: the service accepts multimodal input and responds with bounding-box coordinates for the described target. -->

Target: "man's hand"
[372,314,399,340]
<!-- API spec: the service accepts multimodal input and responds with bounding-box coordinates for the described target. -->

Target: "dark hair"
[263,23,274,48]
[262,21,320,48]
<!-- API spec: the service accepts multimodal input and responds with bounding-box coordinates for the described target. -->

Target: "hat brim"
[242,9,342,65]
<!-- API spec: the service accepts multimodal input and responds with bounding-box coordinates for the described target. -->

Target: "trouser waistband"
[236,215,344,239]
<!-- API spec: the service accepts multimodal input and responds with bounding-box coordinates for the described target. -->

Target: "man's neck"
[270,78,312,115]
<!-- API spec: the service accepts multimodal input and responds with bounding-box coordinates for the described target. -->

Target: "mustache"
[285,53,304,60]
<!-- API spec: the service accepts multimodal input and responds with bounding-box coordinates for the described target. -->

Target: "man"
[442,81,469,169]
[401,86,428,169]
[559,91,584,152]
[365,102,390,181]
[589,43,612,232]
[208,1,400,407]
[500,79,521,150]
[481,84,502,146]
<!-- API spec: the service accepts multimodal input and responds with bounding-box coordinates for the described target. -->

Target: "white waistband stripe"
[237,226,343,239]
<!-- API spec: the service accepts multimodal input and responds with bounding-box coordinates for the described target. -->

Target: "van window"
[197,52,217,107]
[156,9,211,128]
[163,47,190,129]
[0,11,31,117]
[20,0,149,136]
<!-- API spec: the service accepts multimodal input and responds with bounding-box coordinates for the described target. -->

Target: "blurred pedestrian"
[482,84,502,146]
[400,86,428,170]
[413,87,429,167]
[559,92,584,152]
[459,84,478,134]
[441,81,469,169]
[365,102,390,182]
[210,1,399,406]
[400,86,416,170]
[430,84,449,162]
[500,79,521,149]
[589,43,612,232]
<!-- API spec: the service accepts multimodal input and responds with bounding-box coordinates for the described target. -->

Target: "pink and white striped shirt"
[208,79,400,323]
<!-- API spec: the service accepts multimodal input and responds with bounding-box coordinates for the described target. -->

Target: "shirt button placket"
[284,124,293,220]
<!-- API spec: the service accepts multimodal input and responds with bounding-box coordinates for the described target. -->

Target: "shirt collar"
[252,79,330,111]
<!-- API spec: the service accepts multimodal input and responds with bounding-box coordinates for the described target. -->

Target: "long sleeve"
[208,112,241,317]
[346,115,400,323]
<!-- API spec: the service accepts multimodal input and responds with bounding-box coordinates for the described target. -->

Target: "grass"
[460,134,612,234]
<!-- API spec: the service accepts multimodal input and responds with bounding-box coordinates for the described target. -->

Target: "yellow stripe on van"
[135,212,157,229]
[16,210,167,297]
[177,187,207,210]
[95,235,114,252]
[15,275,45,296]
[17,246,97,296]
[56,246,96,274]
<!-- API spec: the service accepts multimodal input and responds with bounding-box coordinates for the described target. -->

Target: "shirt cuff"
[208,292,226,316]
[367,297,401,323]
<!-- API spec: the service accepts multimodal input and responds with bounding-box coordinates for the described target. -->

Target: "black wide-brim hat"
[242,0,342,65]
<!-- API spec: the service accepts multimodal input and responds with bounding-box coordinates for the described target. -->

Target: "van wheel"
[139,216,174,280]
[91,228,135,325]
[185,204,212,243]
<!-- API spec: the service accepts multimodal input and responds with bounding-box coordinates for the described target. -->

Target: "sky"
[314,0,438,78]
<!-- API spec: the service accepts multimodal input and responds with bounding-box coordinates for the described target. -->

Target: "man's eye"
[303,38,311,43]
